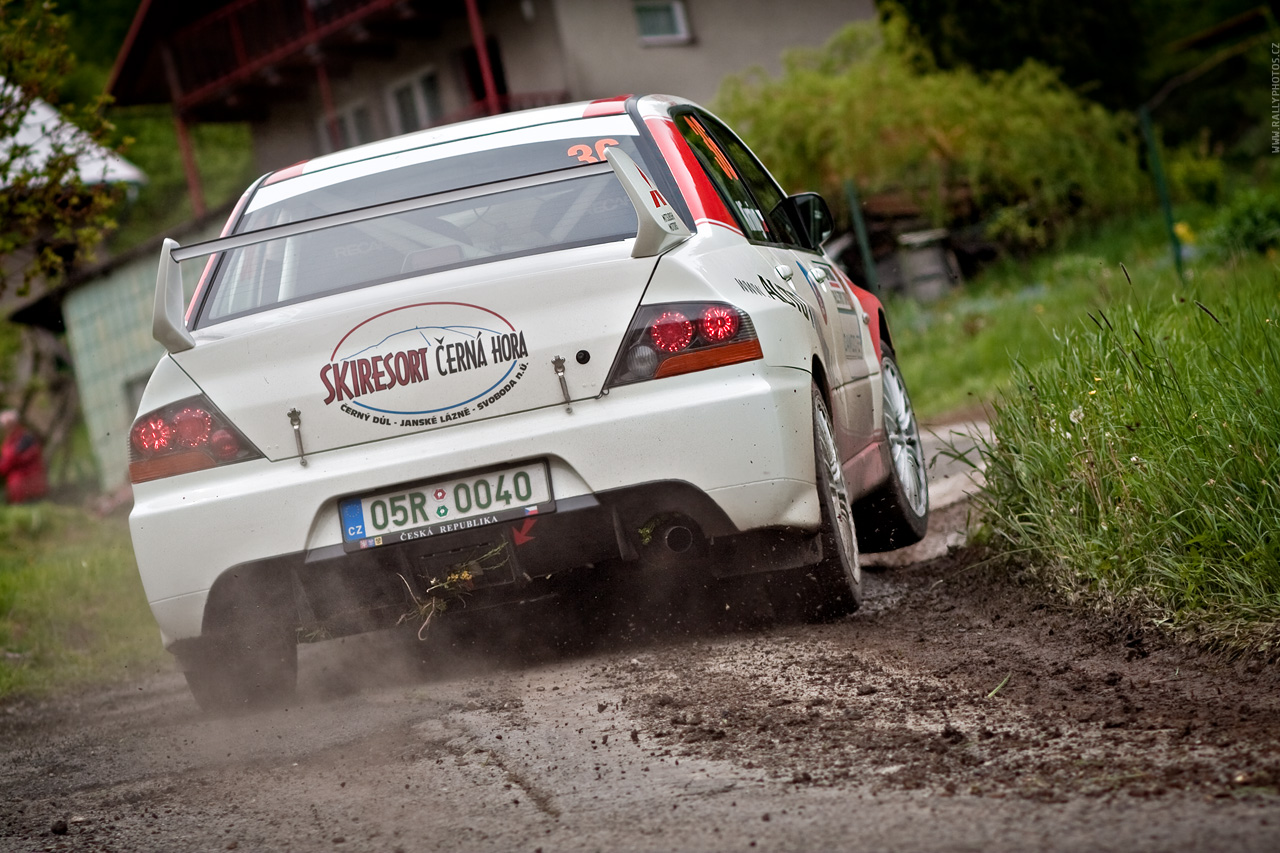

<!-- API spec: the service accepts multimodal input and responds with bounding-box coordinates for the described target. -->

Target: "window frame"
[385,67,445,135]
[634,0,693,47]
[316,99,378,154]
[672,108,806,249]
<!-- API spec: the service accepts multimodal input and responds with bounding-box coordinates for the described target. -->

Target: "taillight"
[700,305,740,342]
[128,396,261,483]
[131,417,172,454]
[606,302,762,387]
[650,311,694,352]
[172,407,212,447]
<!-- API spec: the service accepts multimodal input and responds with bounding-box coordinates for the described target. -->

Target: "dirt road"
[2,426,1278,852]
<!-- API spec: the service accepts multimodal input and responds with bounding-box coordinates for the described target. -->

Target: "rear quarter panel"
[646,226,824,374]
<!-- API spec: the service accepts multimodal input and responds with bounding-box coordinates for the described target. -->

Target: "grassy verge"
[894,207,1280,656]
[976,255,1280,656]
[888,209,1188,420]
[0,504,168,700]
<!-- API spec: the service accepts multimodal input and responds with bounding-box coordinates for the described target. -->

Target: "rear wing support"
[604,147,691,257]
[154,238,195,354]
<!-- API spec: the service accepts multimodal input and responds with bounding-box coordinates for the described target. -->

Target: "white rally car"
[129,94,928,710]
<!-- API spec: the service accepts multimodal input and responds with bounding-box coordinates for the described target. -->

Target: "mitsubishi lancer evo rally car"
[128,94,929,710]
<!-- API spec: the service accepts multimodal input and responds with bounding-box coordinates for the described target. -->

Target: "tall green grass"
[0,505,168,699]
[889,210,1184,420]
[977,261,1280,656]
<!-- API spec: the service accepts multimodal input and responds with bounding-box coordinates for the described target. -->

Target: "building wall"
[248,0,870,176]
[251,0,572,174]
[63,218,224,489]
[549,0,874,106]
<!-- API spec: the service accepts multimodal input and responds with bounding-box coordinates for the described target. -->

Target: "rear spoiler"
[602,147,692,257]
[152,152,692,354]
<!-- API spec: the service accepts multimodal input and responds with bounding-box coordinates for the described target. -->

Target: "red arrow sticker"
[512,518,537,546]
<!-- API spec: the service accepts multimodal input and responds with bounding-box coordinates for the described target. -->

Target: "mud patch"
[621,545,1280,804]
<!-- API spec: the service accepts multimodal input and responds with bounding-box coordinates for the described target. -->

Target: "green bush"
[1205,188,1280,257]
[1166,144,1224,205]
[977,267,1280,657]
[108,108,259,252]
[714,11,1147,250]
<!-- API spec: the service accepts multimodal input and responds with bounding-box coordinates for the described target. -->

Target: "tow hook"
[552,356,573,414]
[287,408,308,467]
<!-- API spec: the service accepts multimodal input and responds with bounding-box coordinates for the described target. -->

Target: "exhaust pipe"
[639,516,704,568]
[660,523,695,554]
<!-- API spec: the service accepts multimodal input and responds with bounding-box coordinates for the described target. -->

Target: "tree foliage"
[0,0,119,297]
[714,13,1147,250]
[889,0,1280,154]
[886,0,1144,111]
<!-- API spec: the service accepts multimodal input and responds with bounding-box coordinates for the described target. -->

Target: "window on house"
[634,1,692,45]
[318,102,376,153]
[389,70,444,134]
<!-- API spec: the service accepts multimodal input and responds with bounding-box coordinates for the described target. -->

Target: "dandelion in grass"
[1069,406,1084,424]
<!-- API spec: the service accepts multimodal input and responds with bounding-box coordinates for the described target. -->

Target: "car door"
[678,111,873,460]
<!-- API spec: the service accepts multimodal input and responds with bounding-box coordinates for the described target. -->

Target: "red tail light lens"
[210,429,242,460]
[131,417,173,455]
[606,302,761,387]
[700,305,740,342]
[650,311,694,352]
[129,396,261,483]
[172,407,213,447]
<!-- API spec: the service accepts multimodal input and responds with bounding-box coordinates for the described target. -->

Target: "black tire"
[854,348,929,553]
[182,628,298,713]
[774,387,862,622]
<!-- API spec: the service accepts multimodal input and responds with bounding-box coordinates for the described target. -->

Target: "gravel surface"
[2,428,1277,851]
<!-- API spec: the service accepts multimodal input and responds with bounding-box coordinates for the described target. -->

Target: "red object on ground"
[0,424,48,503]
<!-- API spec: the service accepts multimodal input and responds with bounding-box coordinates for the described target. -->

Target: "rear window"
[193,116,651,327]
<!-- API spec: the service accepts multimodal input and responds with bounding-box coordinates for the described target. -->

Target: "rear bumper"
[131,362,820,646]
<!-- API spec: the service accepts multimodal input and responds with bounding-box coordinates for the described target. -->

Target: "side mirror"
[786,192,834,250]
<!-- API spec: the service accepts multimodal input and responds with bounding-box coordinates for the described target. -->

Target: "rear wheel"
[775,387,862,622]
[182,628,297,713]
[855,349,929,552]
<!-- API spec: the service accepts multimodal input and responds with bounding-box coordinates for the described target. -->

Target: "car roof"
[273,94,695,186]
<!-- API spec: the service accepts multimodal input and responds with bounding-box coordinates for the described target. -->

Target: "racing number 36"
[567,138,619,163]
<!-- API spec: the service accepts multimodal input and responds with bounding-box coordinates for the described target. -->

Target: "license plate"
[339,461,553,552]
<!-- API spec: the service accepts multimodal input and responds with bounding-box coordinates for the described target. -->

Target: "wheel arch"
[810,354,832,411]
[877,310,894,358]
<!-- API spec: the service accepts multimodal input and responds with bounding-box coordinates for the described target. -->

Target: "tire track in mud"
[618,535,1280,806]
